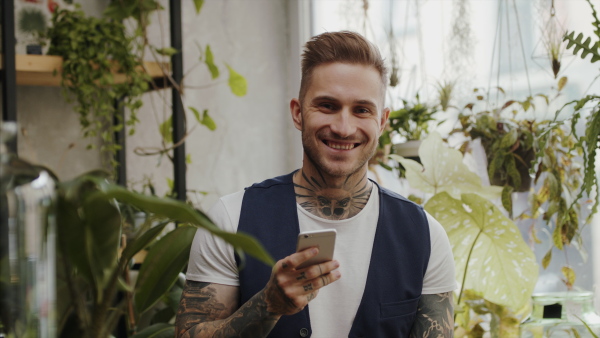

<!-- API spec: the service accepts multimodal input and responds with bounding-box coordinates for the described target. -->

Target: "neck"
[292,167,372,220]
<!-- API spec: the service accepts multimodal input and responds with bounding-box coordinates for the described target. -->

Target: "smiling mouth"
[324,140,358,150]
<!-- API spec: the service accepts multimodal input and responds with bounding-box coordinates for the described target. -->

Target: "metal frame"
[170,0,186,201]
[1,0,17,153]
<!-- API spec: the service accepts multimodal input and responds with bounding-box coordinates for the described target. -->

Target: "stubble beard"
[301,128,377,179]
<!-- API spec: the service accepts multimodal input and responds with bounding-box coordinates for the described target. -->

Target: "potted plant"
[54,171,273,337]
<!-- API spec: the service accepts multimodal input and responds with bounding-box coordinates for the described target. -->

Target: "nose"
[329,110,356,138]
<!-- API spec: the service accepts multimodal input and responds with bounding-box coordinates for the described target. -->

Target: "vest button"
[299,328,309,337]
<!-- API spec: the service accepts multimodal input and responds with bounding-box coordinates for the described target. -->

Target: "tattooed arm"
[175,248,341,338]
[409,292,454,338]
[175,281,279,338]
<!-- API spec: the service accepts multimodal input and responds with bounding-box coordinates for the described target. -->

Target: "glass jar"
[0,122,57,338]
[520,291,600,337]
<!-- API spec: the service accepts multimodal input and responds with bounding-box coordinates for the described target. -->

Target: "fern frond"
[586,0,600,39]
[583,109,600,195]
[564,31,600,63]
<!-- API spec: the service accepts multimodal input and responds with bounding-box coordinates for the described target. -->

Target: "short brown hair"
[299,31,388,104]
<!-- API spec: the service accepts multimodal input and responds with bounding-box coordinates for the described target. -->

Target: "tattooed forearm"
[409,292,454,338]
[176,281,280,338]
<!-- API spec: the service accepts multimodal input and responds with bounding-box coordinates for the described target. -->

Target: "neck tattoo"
[294,170,372,220]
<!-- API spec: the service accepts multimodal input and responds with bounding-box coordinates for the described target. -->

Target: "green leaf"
[425,192,538,310]
[542,248,552,269]
[501,185,513,214]
[190,106,202,122]
[56,197,95,285]
[155,47,179,57]
[189,107,216,130]
[193,0,204,14]
[562,266,576,287]
[83,194,122,291]
[389,132,503,200]
[201,110,216,131]
[134,226,196,314]
[499,129,518,149]
[87,178,274,267]
[226,64,247,96]
[120,221,170,264]
[129,323,174,338]
[159,117,173,144]
[204,45,219,79]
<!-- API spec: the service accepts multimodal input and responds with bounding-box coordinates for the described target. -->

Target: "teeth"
[327,142,355,150]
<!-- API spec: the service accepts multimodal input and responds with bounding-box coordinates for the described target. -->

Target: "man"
[176,31,456,337]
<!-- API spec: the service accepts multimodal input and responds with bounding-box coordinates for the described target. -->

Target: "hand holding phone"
[296,229,336,269]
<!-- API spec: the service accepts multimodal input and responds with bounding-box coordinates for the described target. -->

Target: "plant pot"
[392,140,422,163]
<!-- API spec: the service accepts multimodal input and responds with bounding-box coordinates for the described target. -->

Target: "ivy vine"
[46,5,150,171]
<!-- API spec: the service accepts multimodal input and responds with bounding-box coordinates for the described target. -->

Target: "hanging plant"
[46,5,150,172]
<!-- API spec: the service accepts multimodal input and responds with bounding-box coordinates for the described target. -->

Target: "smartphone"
[295,229,336,269]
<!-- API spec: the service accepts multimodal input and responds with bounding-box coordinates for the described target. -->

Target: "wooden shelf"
[1,54,169,87]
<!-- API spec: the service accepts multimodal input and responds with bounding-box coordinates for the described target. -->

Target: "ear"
[290,98,303,131]
[379,107,390,134]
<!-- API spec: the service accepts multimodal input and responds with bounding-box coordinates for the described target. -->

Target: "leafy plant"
[55,172,273,337]
[390,132,538,336]
[46,5,150,171]
[17,7,47,41]
[455,82,591,289]
[381,94,439,144]
[561,0,600,214]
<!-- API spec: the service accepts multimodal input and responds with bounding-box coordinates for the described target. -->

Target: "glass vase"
[520,291,600,337]
[0,122,57,338]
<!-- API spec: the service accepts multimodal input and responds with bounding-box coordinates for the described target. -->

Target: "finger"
[305,270,341,291]
[298,260,339,280]
[287,247,319,269]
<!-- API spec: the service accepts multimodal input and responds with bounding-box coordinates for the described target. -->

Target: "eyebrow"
[312,96,377,108]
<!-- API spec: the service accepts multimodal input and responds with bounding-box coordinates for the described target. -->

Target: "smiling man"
[176,31,456,337]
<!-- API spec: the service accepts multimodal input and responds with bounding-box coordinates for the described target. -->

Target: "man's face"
[291,62,390,178]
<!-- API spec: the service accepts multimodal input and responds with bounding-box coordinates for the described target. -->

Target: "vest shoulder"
[378,185,424,210]
[246,172,295,190]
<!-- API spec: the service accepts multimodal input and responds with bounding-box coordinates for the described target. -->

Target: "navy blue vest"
[236,172,430,337]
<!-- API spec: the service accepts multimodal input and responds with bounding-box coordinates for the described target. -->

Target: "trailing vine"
[46,5,150,172]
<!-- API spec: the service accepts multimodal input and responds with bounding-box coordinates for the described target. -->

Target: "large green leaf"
[134,226,196,314]
[390,132,502,200]
[129,323,174,338]
[87,178,274,267]
[425,192,538,310]
[82,194,122,291]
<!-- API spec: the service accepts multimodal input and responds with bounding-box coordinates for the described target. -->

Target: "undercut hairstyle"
[299,31,388,105]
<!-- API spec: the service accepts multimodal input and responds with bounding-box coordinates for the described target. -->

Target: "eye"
[319,102,335,111]
[355,107,371,114]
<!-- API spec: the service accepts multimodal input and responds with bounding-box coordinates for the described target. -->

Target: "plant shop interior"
[2,0,600,337]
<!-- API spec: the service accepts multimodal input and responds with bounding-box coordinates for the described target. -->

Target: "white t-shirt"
[186,184,457,338]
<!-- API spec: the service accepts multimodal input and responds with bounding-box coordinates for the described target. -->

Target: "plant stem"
[89,255,130,338]
[455,229,483,321]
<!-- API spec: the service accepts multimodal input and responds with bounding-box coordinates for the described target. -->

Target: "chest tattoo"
[294,170,372,220]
